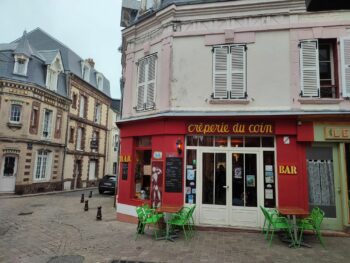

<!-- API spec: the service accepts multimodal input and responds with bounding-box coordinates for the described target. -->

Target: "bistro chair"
[261,207,295,247]
[260,206,278,240]
[168,206,193,240]
[297,207,325,247]
[135,205,163,240]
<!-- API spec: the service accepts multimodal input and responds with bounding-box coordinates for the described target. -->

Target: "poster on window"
[151,161,163,209]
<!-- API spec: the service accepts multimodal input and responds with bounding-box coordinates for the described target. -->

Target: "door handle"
[223,185,229,189]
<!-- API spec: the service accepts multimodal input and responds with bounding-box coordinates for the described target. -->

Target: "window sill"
[33,179,50,183]
[209,99,250,105]
[13,72,27,77]
[298,98,344,104]
[7,122,22,129]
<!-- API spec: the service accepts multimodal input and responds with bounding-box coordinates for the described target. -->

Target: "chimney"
[86,58,95,68]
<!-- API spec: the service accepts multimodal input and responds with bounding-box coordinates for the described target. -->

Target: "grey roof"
[111,99,121,112]
[0,30,68,98]
[14,28,111,97]
[38,50,60,65]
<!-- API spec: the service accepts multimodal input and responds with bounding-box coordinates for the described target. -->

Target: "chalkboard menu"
[121,163,128,180]
[165,157,183,192]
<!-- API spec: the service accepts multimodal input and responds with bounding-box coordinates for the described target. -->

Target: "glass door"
[199,151,230,225]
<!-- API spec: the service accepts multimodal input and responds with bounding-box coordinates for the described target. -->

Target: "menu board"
[165,157,182,192]
[121,162,128,180]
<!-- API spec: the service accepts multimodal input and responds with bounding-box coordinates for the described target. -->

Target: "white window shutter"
[146,56,156,109]
[300,41,320,97]
[137,59,146,110]
[230,45,246,98]
[213,47,229,98]
[341,37,350,97]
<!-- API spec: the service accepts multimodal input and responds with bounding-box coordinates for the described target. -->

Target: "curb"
[0,187,98,199]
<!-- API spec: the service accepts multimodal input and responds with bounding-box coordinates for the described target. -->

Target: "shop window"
[187,136,199,146]
[306,146,336,218]
[299,39,339,98]
[230,137,244,147]
[136,136,151,147]
[185,149,197,204]
[245,136,260,147]
[345,144,350,222]
[134,149,152,200]
[262,137,274,148]
[198,136,214,147]
[263,151,276,208]
[214,136,227,147]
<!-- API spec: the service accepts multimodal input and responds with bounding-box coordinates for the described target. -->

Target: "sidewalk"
[0,191,349,263]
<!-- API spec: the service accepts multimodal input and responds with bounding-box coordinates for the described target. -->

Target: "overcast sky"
[0,0,123,99]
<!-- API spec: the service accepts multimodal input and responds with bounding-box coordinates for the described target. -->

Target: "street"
[0,191,349,263]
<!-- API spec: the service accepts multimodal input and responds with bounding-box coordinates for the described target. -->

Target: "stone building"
[0,28,112,194]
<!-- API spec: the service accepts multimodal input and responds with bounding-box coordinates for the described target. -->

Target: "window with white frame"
[79,95,86,118]
[76,127,84,150]
[96,74,103,91]
[212,45,247,99]
[94,103,101,123]
[9,104,22,123]
[13,54,29,76]
[42,109,53,138]
[136,54,157,111]
[34,150,51,180]
[46,56,63,92]
[300,39,341,98]
[82,63,90,82]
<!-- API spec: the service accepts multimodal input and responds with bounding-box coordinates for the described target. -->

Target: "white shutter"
[230,45,246,98]
[213,46,229,98]
[300,41,320,97]
[341,37,350,97]
[146,56,156,109]
[137,59,146,110]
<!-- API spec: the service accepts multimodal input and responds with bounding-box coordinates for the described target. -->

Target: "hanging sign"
[187,122,273,135]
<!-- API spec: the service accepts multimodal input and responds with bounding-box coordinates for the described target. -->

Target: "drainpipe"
[61,71,71,190]
[102,98,109,179]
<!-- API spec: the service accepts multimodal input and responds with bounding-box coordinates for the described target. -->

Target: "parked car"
[99,175,117,194]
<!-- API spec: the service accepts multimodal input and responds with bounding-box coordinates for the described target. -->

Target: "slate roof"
[111,99,121,112]
[38,50,60,65]
[14,28,111,97]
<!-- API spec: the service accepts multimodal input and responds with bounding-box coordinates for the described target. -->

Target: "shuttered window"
[136,54,156,111]
[300,41,320,97]
[213,45,246,99]
[341,37,350,97]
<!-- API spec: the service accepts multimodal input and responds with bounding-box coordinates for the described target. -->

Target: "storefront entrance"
[197,149,264,228]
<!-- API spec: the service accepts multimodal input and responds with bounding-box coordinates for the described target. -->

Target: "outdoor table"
[156,206,182,242]
[277,207,310,248]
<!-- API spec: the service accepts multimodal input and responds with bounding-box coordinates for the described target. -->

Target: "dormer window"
[45,53,63,92]
[81,61,91,82]
[13,54,29,76]
[96,74,103,91]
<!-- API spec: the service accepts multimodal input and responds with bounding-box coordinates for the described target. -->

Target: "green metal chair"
[260,206,278,240]
[135,205,163,240]
[168,206,193,240]
[261,206,295,247]
[297,207,325,247]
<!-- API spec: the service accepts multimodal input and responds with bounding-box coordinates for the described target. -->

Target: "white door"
[89,160,96,181]
[198,149,263,228]
[0,155,18,193]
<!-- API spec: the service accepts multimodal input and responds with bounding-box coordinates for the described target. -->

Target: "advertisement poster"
[187,169,195,180]
[234,167,242,179]
[265,171,274,183]
[246,175,255,187]
[151,161,163,208]
[265,189,274,200]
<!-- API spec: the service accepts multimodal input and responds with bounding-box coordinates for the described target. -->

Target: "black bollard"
[89,190,92,198]
[84,200,89,211]
[80,193,84,203]
[96,206,102,220]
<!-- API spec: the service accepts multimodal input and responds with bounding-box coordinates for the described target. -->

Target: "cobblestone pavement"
[0,191,349,263]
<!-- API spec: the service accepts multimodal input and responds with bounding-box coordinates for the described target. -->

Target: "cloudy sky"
[0,0,123,99]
